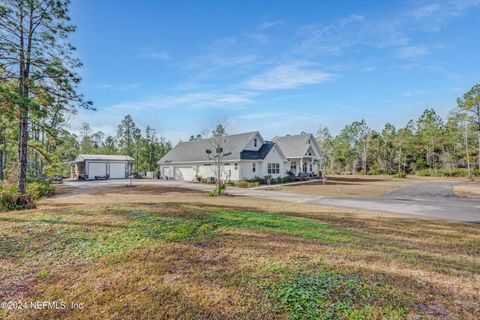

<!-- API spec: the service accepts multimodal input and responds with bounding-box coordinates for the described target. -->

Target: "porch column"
[299,158,303,174]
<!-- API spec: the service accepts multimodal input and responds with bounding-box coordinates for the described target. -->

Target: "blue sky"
[69,0,480,143]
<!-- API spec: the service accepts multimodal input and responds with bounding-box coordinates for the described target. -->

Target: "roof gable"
[159,132,260,163]
[274,134,320,158]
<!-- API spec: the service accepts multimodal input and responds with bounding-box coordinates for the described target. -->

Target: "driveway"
[63,179,480,223]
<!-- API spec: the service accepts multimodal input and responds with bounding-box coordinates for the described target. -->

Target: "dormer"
[243,132,264,151]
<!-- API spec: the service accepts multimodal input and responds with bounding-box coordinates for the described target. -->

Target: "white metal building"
[72,154,134,180]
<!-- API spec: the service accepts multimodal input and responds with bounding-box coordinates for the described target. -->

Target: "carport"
[71,154,134,180]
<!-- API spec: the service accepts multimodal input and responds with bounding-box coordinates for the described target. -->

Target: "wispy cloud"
[402,89,425,97]
[234,111,288,120]
[412,3,441,19]
[108,91,256,111]
[397,46,430,59]
[244,63,333,90]
[139,49,170,60]
[259,20,284,30]
[95,83,142,91]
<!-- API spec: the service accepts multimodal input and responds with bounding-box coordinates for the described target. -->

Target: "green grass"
[264,271,407,320]
[1,197,479,319]
[210,210,351,243]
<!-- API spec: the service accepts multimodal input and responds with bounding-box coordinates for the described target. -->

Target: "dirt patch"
[454,184,480,199]
[277,175,415,197]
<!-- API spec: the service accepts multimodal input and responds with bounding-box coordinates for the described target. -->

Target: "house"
[158,132,288,181]
[158,131,322,181]
[274,133,322,176]
[71,154,134,180]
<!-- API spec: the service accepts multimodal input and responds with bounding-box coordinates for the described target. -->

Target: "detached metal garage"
[72,154,134,180]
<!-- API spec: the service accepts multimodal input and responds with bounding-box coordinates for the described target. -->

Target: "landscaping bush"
[0,184,35,212]
[26,180,55,199]
[208,183,227,196]
[234,180,260,188]
[393,172,407,179]
[0,180,54,212]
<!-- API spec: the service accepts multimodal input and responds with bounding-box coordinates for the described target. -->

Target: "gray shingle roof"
[76,154,134,161]
[159,132,259,163]
[240,141,275,160]
[274,134,316,158]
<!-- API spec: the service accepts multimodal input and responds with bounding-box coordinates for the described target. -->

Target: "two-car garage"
[87,161,128,179]
[162,166,196,181]
[73,154,134,180]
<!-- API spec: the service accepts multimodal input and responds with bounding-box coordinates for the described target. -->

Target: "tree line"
[317,84,480,178]
[78,115,172,173]
[0,1,171,192]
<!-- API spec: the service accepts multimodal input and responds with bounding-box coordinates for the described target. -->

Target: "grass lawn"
[1,184,479,319]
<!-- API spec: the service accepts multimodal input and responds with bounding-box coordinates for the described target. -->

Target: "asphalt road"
[63,179,480,223]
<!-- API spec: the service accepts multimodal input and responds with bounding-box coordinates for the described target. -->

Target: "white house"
[71,154,134,180]
[274,133,322,176]
[158,132,322,181]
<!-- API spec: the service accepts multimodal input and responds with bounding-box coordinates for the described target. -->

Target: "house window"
[252,163,256,172]
[310,164,313,172]
[254,138,257,147]
[267,163,280,174]
[291,162,297,171]
[234,163,238,170]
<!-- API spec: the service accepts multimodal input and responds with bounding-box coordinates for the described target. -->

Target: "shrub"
[415,168,476,177]
[26,180,55,199]
[234,180,260,188]
[0,184,35,212]
[393,172,407,179]
[250,176,264,183]
[209,183,227,196]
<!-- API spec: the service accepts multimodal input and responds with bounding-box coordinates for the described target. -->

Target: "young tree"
[206,123,229,195]
[457,84,480,170]
[0,0,91,192]
[117,115,137,157]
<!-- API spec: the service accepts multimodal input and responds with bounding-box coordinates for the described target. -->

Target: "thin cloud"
[95,83,142,91]
[108,91,256,111]
[244,63,333,90]
[259,20,284,30]
[397,46,430,59]
[234,111,288,120]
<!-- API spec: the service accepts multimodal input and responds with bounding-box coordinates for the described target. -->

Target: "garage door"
[198,165,215,178]
[174,167,194,181]
[88,162,107,180]
[110,162,126,179]
[162,167,173,179]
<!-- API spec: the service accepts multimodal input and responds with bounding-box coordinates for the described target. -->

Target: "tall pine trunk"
[18,106,28,193]
[0,128,4,181]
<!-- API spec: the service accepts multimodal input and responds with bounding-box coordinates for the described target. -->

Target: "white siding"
[261,146,286,178]
[243,133,264,151]
[239,161,262,180]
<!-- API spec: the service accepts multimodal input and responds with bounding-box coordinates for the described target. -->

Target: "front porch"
[287,157,319,176]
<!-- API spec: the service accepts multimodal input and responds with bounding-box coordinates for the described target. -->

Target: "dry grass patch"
[1,184,479,319]
[454,184,480,199]
[276,175,414,197]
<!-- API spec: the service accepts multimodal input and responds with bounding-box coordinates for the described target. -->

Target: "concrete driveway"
[63,179,480,223]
